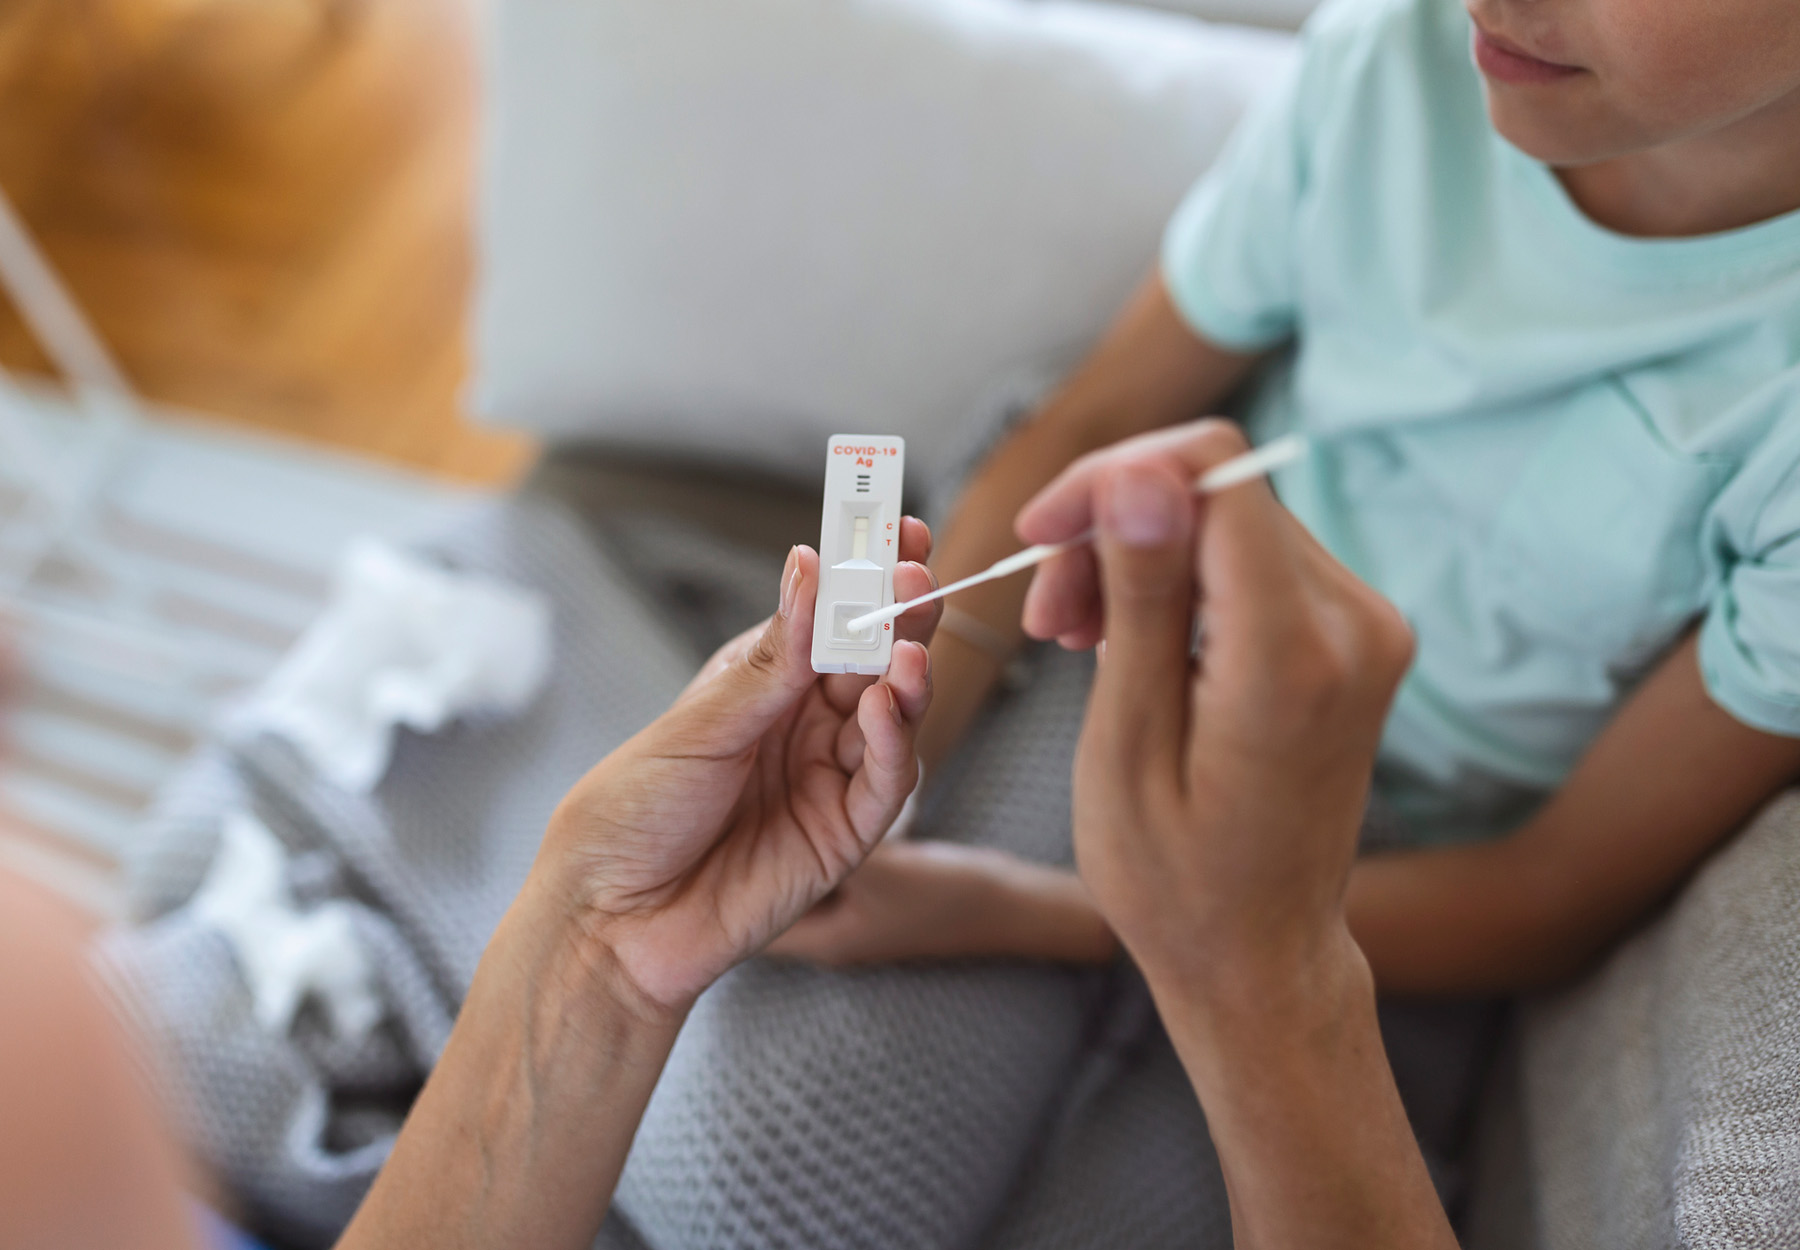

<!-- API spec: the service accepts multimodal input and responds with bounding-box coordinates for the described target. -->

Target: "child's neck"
[1557,86,1800,239]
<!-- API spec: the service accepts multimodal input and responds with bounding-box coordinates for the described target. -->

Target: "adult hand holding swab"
[845,433,1310,636]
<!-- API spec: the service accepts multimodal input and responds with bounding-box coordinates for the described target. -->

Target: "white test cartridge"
[811,434,906,675]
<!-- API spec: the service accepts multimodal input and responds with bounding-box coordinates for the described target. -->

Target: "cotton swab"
[845,433,1311,636]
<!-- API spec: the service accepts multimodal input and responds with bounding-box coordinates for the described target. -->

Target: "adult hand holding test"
[339,530,942,1248]
[844,433,1310,636]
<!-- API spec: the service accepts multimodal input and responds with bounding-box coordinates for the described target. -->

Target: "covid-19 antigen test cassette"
[812,434,905,675]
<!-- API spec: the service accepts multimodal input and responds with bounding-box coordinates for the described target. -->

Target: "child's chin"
[1484,92,1623,168]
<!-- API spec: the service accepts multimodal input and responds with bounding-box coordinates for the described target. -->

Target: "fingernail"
[1101,469,1180,547]
[887,685,903,726]
[778,547,800,618]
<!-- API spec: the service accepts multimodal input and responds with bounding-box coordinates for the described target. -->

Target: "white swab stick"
[843,533,1094,635]
[1189,432,1311,493]
[845,434,1310,634]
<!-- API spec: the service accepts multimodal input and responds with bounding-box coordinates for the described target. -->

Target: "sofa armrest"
[1465,789,1800,1247]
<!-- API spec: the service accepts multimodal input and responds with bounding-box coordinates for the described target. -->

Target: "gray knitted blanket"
[101,491,701,1249]
[101,466,1498,1250]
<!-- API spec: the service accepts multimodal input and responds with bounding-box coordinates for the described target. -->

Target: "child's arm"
[916,274,1263,774]
[1348,631,1800,994]
[767,841,1117,967]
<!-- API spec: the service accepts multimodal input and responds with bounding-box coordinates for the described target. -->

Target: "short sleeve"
[1159,48,1311,352]
[1700,414,1800,737]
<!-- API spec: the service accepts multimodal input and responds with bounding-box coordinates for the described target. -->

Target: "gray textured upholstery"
[1467,791,1800,1249]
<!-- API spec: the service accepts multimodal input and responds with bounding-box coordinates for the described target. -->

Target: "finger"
[1016,420,1253,653]
[891,559,942,646]
[1057,620,1105,652]
[1085,459,1197,781]
[1189,460,1317,670]
[886,639,932,726]
[834,710,867,773]
[842,640,930,841]
[1015,419,1250,547]
[660,545,822,757]
[1021,545,1099,643]
[897,516,933,566]
[821,557,939,712]
[820,671,874,717]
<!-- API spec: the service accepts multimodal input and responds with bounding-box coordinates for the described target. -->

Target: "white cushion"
[473,0,1294,484]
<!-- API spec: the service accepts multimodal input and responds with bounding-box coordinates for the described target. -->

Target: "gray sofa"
[1467,791,1800,1246]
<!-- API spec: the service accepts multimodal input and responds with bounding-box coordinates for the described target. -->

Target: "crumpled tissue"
[190,810,383,1041]
[238,538,552,792]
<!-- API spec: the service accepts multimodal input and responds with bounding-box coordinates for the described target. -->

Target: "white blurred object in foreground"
[236,540,551,793]
[190,809,382,1041]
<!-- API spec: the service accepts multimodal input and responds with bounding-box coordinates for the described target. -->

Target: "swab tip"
[844,605,898,634]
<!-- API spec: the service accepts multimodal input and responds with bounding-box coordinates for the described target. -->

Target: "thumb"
[1086,460,1197,780]
[664,546,822,757]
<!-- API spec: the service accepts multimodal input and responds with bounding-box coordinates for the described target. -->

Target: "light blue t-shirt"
[1162,0,1800,843]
